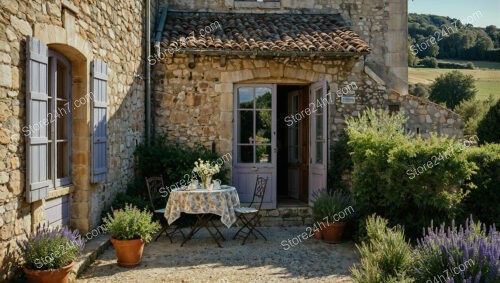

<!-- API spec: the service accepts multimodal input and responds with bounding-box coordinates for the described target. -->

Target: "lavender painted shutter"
[26,37,51,202]
[90,60,108,183]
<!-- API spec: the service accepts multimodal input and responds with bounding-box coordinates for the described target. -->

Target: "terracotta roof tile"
[161,12,371,55]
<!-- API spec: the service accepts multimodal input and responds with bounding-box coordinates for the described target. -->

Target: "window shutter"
[26,36,51,203]
[90,59,108,183]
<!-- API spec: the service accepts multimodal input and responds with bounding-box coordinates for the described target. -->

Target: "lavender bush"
[413,217,499,283]
[17,224,84,270]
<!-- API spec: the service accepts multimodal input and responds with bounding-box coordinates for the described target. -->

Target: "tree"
[416,36,439,58]
[429,71,477,109]
[485,25,499,48]
[408,38,419,66]
[477,100,500,144]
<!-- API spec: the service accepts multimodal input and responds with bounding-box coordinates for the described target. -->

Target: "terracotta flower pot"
[314,226,323,240]
[23,261,74,283]
[110,237,145,267]
[320,221,346,244]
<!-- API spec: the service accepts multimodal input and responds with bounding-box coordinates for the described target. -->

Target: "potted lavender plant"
[312,190,352,243]
[17,224,84,283]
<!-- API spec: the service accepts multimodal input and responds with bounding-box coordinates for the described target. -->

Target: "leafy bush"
[328,132,353,193]
[134,135,230,190]
[420,56,438,68]
[455,96,497,136]
[413,217,499,282]
[312,189,351,222]
[346,108,475,238]
[17,225,84,270]
[350,215,414,283]
[477,99,500,144]
[103,204,161,243]
[408,83,431,99]
[461,144,500,226]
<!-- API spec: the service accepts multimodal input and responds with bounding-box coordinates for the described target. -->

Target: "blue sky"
[408,0,500,27]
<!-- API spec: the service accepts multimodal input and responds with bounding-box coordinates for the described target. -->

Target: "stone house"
[151,0,463,209]
[0,0,462,279]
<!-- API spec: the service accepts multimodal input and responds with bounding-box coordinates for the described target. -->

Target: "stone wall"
[152,53,462,165]
[0,0,145,279]
[162,0,408,94]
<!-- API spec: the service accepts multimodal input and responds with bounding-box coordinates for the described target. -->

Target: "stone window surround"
[31,12,96,233]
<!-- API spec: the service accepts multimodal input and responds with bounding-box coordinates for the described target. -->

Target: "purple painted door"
[308,81,328,205]
[232,84,277,209]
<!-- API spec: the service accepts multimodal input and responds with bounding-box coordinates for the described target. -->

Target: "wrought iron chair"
[145,176,184,242]
[233,176,269,245]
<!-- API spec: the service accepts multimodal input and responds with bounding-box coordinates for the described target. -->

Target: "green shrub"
[134,135,230,189]
[346,109,475,238]
[477,99,500,144]
[461,144,500,226]
[408,83,431,99]
[437,61,475,69]
[100,188,151,221]
[328,132,353,193]
[455,96,497,136]
[103,204,161,243]
[350,215,414,283]
[420,57,438,68]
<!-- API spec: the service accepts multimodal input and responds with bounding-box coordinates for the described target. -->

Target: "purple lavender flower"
[413,217,499,283]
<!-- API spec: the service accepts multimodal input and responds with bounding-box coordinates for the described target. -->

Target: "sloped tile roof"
[160,12,371,55]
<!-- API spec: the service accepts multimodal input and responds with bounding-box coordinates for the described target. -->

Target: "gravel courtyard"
[78,226,358,282]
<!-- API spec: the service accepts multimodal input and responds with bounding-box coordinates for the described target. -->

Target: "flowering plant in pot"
[312,190,352,243]
[103,204,161,267]
[17,224,84,283]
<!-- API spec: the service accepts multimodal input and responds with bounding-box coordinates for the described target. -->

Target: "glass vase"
[201,175,212,190]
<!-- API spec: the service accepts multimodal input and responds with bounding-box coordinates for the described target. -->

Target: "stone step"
[258,206,313,227]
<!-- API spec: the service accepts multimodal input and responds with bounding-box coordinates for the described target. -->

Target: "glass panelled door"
[233,84,276,209]
[308,81,328,205]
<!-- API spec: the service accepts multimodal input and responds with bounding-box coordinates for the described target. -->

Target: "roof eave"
[161,48,371,58]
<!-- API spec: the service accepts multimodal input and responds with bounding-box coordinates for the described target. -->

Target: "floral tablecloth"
[165,186,240,228]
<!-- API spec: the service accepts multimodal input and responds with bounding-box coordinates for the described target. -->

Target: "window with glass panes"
[236,86,273,164]
[47,50,72,188]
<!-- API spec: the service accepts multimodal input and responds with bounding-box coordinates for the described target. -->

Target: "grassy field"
[409,62,500,100]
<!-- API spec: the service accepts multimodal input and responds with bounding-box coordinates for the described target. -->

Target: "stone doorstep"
[70,234,110,282]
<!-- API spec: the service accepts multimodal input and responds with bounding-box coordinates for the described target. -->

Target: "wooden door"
[233,85,277,209]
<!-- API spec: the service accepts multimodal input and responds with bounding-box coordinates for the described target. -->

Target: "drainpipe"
[145,0,151,145]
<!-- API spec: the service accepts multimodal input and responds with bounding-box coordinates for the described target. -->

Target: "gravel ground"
[78,226,358,283]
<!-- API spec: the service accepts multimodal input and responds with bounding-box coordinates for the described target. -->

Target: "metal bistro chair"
[145,176,184,242]
[233,176,269,245]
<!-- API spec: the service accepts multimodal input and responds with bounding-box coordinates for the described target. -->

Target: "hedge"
[346,109,475,238]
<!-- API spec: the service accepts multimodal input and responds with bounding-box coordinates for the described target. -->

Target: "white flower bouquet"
[193,159,220,189]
